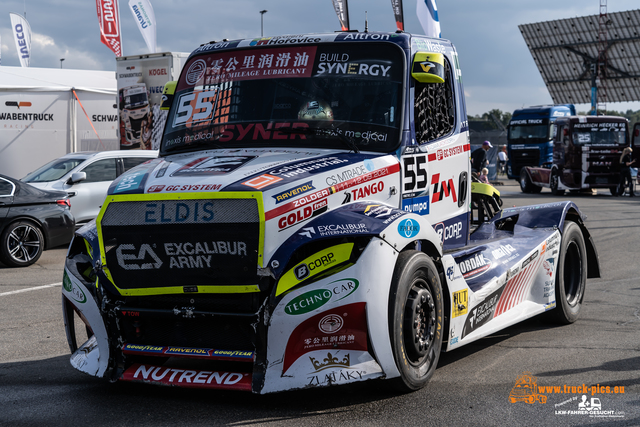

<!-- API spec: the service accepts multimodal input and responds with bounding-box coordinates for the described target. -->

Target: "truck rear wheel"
[388,251,443,392]
[550,222,586,324]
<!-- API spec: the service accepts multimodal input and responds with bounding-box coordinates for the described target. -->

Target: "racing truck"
[519,115,629,195]
[507,104,575,180]
[62,32,600,394]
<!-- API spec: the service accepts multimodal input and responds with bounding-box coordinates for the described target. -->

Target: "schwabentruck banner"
[128,0,157,53]
[417,0,441,38]
[9,13,31,67]
[96,0,123,56]
[331,0,350,31]
[390,0,404,32]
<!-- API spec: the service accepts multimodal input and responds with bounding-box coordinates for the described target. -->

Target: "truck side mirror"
[68,172,87,185]
[160,81,177,111]
[411,52,445,84]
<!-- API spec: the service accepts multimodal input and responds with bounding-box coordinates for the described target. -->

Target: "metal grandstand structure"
[519,6,640,113]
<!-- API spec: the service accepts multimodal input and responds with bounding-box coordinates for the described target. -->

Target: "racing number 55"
[403,155,428,191]
[173,89,218,127]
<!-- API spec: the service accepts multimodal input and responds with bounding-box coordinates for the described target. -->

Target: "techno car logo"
[185,59,207,85]
[318,313,344,334]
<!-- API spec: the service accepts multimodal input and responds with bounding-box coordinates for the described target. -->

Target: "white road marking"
[0,282,62,297]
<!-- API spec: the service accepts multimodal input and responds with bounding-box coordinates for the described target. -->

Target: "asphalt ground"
[1,178,638,426]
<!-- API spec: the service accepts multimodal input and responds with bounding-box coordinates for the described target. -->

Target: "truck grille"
[511,148,540,175]
[100,198,260,292]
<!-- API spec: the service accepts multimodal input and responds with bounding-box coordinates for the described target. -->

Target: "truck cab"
[507,104,575,179]
[520,115,628,195]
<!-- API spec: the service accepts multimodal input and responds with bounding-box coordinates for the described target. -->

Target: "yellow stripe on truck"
[95,191,265,296]
[276,243,354,297]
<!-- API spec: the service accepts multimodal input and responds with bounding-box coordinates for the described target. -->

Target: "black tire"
[519,169,534,193]
[0,220,44,267]
[550,222,586,324]
[550,170,565,196]
[388,251,443,392]
[531,184,542,194]
[609,186,619,196]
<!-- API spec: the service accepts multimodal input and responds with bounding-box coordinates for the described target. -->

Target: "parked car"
[0,174,74,267]
[22,150,158,227]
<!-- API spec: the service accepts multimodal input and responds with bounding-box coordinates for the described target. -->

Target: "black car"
[0,174,75,267]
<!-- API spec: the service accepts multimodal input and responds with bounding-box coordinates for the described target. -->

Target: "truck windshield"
[126,93,148,107]
[571,122,627,145]
[508,120,551,143]
[161,42,404,155]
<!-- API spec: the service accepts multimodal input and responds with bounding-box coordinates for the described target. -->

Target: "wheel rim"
[403,278,437,365]
[563,240,582,306]
[520,175,527,189]
[551,173,559,192]
[7,224,41,263]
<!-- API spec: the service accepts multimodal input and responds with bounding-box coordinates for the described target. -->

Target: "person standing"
[498,145,508,176]
[471,141,492,174]
[617,147,635,196]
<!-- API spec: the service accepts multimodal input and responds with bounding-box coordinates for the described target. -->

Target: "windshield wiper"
[279,126,360,153]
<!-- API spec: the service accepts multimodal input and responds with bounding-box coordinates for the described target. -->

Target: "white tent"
[0,66,118,179]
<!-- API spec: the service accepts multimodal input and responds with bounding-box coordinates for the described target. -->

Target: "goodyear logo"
[272,181,315,204]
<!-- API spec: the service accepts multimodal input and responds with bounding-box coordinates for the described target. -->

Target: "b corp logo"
[434,221,463,243]
[294,263,309,280]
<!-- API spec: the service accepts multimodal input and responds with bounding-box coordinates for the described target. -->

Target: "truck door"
[632,123,640,165]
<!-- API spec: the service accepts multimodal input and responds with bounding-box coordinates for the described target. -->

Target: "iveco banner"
[9,13,31,67]
[390,0,404,32]
[331,0,350,31]
[96,0,123,57]
[128,0,157,53]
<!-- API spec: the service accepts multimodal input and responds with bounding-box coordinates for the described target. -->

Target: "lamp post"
[60,58,65,69]
[260,10,268,37]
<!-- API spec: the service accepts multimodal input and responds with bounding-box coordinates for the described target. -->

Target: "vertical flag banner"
[331,0,350,31]
[128,0,157,53]
[9,13,31,67]
[96,0,123,57]
[417,0,441,38]
[391,0,404,32]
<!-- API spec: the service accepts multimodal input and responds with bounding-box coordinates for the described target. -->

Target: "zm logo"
[116,244,163,270]
[431,173,457,203]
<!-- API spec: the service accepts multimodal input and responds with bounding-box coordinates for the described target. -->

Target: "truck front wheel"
[388,251,443,392]
[550,222,586,324]
[519,170,542,194]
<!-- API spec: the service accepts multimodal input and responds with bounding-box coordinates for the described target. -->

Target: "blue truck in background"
[507,104,576,180]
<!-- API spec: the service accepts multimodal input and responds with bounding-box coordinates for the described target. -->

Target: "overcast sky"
[1,0,639,115]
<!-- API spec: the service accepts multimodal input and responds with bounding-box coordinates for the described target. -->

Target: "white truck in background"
[116,52,189,151]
